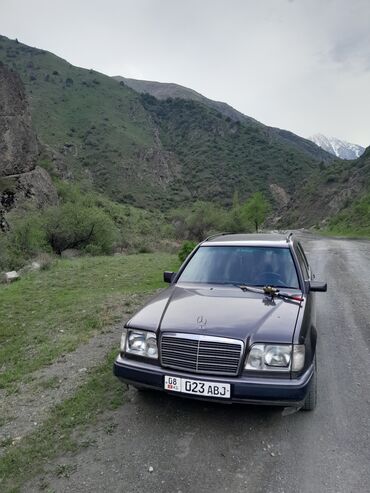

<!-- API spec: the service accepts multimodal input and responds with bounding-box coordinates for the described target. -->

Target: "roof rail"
[202,232,231,243]
[286,232,294,243]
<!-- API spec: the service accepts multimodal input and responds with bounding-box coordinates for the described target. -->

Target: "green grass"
[0,350,125,493]
[324,192,370,238]
[0,252,178,389]
[319,228,370,239]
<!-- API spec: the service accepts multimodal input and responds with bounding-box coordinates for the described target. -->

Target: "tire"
[302,357,317,411]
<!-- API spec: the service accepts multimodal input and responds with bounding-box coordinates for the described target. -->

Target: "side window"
[295,244,310,280]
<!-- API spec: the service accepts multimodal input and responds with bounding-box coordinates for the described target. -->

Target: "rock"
[0,64,58,229]
[31,261,41,270]
[0,64,39,176]
[4,271,19,283]
[269,183,290,207]
[0,166,58,215]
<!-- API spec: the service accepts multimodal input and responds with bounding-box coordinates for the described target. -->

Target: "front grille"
[160,333,243,376]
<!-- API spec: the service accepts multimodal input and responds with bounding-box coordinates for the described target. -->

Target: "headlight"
[265,345,291,367]
[245,344,305,371]
[120,329,158,359]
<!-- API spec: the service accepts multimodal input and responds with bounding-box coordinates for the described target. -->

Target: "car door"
[295,242,317,361]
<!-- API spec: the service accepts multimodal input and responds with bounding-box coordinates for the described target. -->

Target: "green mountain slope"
[277,147,370,229]
[0,35,179,206]
[140,94,330,206]
[114,76,259,124]
[0,35,332,210]
[114,76,334,163]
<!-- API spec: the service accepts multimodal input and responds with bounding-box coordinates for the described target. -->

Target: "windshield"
[178,245,300,289]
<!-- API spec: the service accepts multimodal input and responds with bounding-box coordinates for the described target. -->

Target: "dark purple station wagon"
[114,233,327,411]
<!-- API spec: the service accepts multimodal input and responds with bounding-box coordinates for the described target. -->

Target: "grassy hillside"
[278,147,370,230]
[0,35,331,211]
[0,35,177,206]
[115,76,334,163]
[115,75,259,124]
[141,94,330,206]
[325,148,370,235]
[327,192,370,236]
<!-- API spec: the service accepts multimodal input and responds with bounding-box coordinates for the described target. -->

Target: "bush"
[1,210,48,269]
[171,201,227,241]
[43,203,118,255]
[178,240,197,263]
[0,232,10,271]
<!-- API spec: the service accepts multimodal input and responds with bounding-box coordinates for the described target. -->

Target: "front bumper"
[113,355,314,407]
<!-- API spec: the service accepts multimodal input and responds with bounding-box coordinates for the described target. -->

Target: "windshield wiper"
[236,284,303,302]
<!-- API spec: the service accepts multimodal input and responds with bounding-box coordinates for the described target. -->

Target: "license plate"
[164,375,230,399]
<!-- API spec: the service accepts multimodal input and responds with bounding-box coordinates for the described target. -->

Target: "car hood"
[127,284,302,345]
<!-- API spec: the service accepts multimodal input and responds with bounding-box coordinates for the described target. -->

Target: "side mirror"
[163,271,176,283]
[309,281,327,292]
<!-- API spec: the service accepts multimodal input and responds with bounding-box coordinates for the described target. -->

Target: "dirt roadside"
[0,293,146,456]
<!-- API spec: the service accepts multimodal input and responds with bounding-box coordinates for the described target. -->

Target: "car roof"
[202,233,292,247]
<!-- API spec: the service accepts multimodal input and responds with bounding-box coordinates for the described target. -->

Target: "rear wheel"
[302,358,317,411]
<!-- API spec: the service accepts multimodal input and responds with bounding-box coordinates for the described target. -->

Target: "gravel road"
[26,235,370,493]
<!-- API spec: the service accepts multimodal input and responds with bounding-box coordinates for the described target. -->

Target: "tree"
[170,201,227,241]
[224,190,254,233]
[185,202,223,241]
[242,192,270,232]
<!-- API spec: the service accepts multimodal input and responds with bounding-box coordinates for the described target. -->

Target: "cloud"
[0,0,369,146]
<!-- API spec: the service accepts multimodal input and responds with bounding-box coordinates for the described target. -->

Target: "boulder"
[0,63,58,229]
[3,271,19,283]
[0,63,39,176]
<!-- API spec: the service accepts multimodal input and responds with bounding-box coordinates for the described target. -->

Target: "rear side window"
[178,246,300,289]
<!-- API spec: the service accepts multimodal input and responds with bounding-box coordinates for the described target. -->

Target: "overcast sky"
[1,0,369,146]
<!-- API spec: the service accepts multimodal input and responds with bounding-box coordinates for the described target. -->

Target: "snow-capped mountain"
[309,134,365,160]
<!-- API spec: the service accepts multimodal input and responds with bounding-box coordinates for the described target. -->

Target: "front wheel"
[301,358,317,411]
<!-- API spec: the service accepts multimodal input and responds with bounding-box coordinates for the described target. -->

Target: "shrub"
[3,210,48,269]
[178,240,197,263]
[43,203,118,255]
[0,232,10,271]
[171,201,227,241]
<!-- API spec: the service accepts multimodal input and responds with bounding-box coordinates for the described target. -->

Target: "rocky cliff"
[0,63,57,229]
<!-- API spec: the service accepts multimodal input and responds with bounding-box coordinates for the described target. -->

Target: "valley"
[0,16,369,493]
